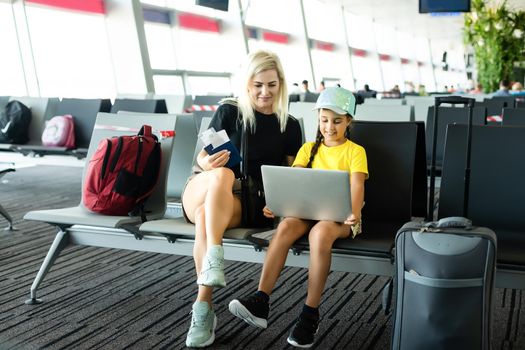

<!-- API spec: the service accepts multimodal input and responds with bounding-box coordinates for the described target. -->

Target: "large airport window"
[0,3,27,96]
[144,22,178,70]
[187,75,232,96]
[153,75,185,95]
[25,5,115,98]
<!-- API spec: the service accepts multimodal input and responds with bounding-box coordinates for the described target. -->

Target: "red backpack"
[83,125,161,217]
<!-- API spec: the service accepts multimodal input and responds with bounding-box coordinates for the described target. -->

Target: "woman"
[183,50,303,348]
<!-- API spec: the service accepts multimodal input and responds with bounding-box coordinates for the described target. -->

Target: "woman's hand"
[198,149,231,171]
[263,206,275,218]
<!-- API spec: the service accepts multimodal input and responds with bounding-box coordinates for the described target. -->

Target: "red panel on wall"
[262,31,289,44]
[315,41,334,51]
[379,54,391,61]
[26,0,105,14]
[178,13,220,33]
[352,48,367,57]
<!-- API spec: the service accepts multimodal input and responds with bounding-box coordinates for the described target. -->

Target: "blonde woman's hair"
[237,50,289,132]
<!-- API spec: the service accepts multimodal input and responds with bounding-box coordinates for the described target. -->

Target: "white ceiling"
[327,0,525,40]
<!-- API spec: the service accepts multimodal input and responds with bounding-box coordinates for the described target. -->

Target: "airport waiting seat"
[2,97,59,153]
[404,96,434,124]
[363,98,405,106]
[302,92,320,102]
[23,112,177,304]
[111,98,168,114]
[502,108,525,126]
[188,95,229,112]
[193,110,215,132]
[117,111,198,218]
[489,96,516,108]
[137,115,275,252]
[438,124,525,289]
[477,99,508,124]
[13,98,111,158]
[289,102,317,142]
[425,106,486,170]
[281,121,426,271]
[0,96,9,110]
[355,104,413,122]
[0,166,16,230]
[139,121,426,278]
[155,94,192,114]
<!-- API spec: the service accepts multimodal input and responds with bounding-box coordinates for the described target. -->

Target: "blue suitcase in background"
[391,217,497,350]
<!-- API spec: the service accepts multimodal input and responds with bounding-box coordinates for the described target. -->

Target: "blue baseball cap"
[315,87,356,117]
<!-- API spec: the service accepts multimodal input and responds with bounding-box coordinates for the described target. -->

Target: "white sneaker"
[197,245,226,287]
[186,301,217,348]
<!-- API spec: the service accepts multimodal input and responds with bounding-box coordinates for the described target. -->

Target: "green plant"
[464,0,525,92]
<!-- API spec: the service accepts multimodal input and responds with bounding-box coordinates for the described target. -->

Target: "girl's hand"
[345,213,362,238]
[200,150,230,170]
[344,213,360,226]
[263,206,275,218]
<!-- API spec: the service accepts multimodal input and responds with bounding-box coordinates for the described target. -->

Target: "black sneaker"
[287,312,320,348]
[228,293,269,329]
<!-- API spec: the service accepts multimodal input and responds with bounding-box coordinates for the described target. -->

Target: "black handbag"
[240,129,273,228]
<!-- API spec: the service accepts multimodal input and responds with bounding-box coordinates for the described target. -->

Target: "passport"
[200,128,242,169]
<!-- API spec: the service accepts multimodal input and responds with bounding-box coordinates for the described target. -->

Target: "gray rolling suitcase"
[390,96,497,349]
[392,217,496,350]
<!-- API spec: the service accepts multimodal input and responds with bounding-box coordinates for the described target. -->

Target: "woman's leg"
[182,168,242,239]
[305,222,351,307]
[184,170,242,347]
[183,168,242,288]
[258,218,312,295]
[192,204,214,305]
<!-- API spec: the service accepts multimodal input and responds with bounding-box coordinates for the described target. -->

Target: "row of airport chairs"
[0,95,229,158]
[21,110,525,306]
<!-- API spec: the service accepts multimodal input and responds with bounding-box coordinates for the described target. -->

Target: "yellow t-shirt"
[292,139,369,180]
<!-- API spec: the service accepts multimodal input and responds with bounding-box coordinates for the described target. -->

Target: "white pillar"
[11,0,39,96]
[104,0,154,94]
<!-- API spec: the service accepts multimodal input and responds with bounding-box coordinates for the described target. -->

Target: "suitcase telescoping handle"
[427,96,476,221]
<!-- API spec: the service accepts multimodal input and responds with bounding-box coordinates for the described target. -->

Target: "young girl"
[229,87,368,348]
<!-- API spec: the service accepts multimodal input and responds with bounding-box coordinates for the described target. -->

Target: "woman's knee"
[209,167,235,187]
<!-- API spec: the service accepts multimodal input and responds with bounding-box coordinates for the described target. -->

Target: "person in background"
[290,82,302,95]
[391,85,401,94]
[511,82,524,92]
[357,84,376,99]
[469,82,483,94]
[229,87,368,348]
[182,49,303,348]
[493,79,511,96]
[317,80,326,92]
[418,84,427,96]
[302,80,310,93]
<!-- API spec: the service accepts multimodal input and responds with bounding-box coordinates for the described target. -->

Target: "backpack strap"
[219,97,239,107]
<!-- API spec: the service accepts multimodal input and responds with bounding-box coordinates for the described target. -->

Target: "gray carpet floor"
[0,165,523,350]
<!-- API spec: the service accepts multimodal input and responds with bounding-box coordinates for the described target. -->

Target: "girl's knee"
[309,228,335,252]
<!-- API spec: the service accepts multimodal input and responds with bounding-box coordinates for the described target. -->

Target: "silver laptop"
[261,165,351,222]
